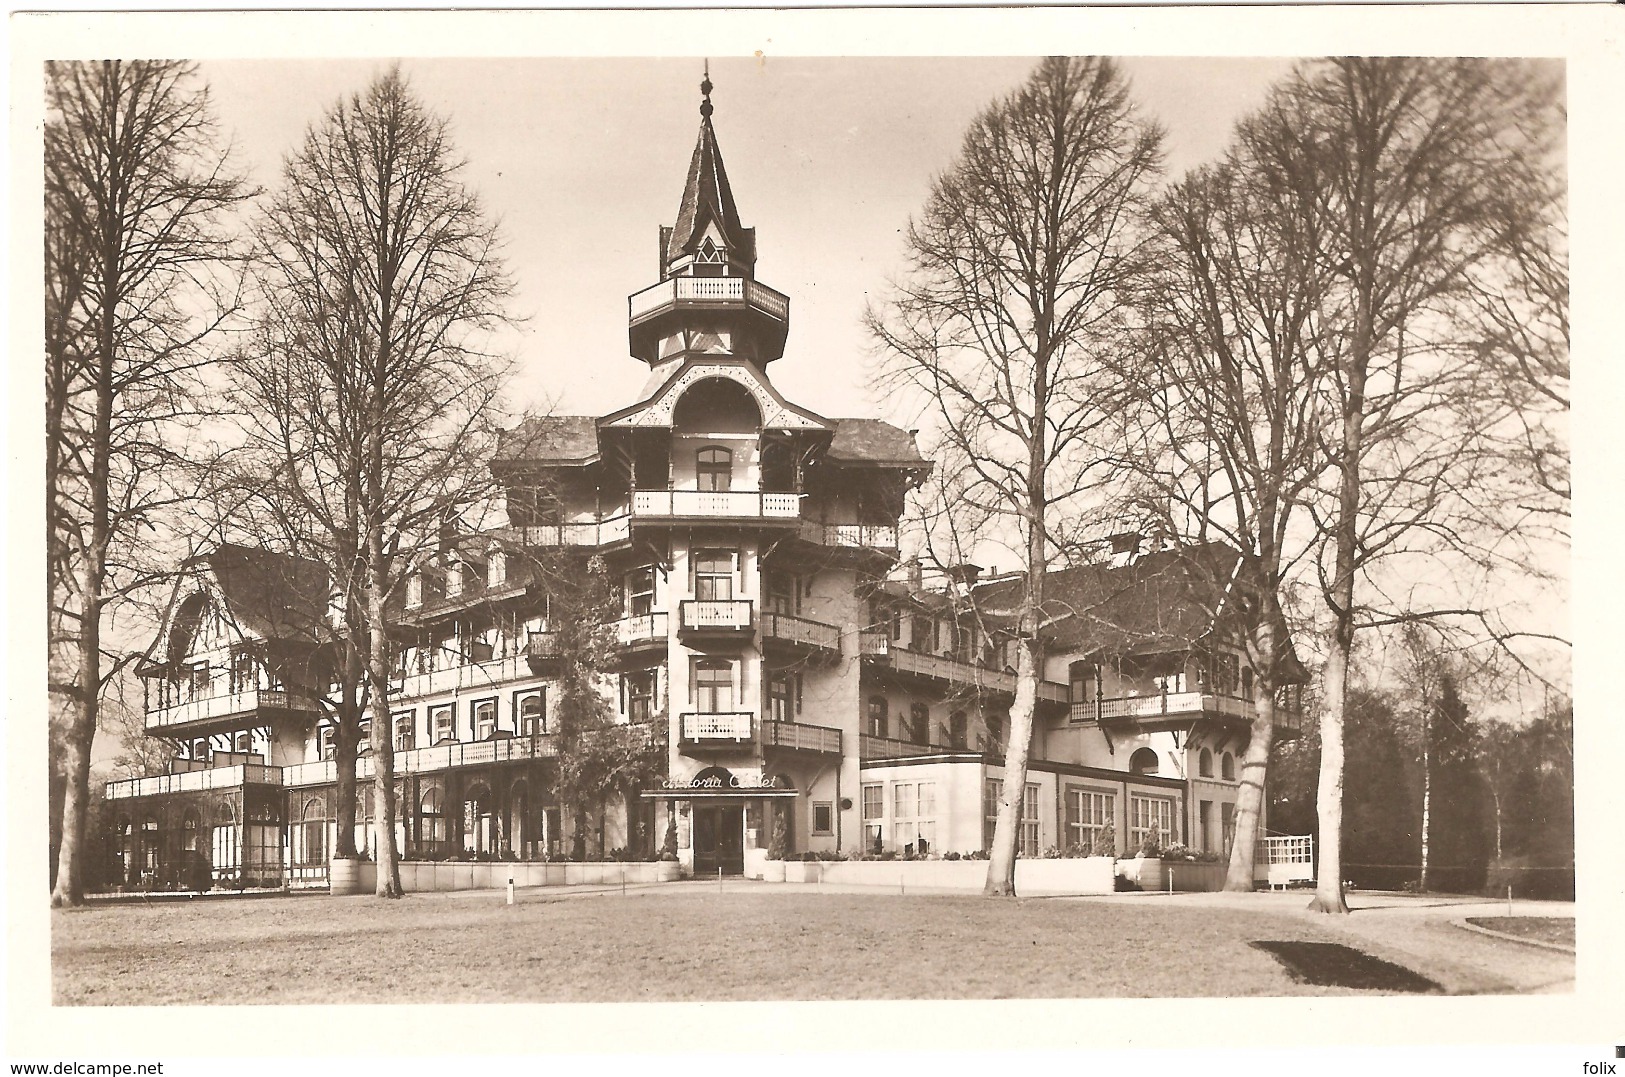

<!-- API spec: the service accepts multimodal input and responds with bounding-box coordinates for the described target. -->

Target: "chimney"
[906,557,923,590]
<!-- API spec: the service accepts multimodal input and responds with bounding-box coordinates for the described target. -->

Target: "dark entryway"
[693,805,745,876]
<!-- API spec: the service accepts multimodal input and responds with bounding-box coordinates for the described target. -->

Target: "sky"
[199,56,1297,422]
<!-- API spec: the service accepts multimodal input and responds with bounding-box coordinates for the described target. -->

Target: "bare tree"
[236,67,513,898]
[1243,59,1565,913]
[1129,152,1338,891]
[869,57,1163,895]
[44,60,248,906]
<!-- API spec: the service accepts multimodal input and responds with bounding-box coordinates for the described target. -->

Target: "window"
[1241,667,1255,701]
[488,550,507,588]
[908,703,929,745]
[947,710,968,750]
[1065,787,1115,855]
[230,648,255,693]
[190,663,211,696]
[516,690,546,736]
[1020,783,1040,857]
[421,788,447,848]
[1199,800,1214,854]
[430,704,455,744]
[861,783,884,852]
[317,722,336,761]
[393,711,415,753]
[1069,660,1099,714]
[696,447,732,492]
[866,696,888,738]
[357,717,372,755]
[1209,652,1241,697]
[694,660,734,713]
[1221,802,1237,853]
[982,779,1003,852]
[623,670,656,722]
[1153,669,1187,694]
[766,672,794,722]
[693,550,735,601]
[1221,752,1236,781]
[1130,794,1176,853]
[234,731,252,755]
[471,698,497,740]
[626,567,655,617]
[1199,748,1214,778]
[1130,746,1160,775]
[811,802,834,836]
[297,798,327,866]
[983,711,1005,753]
[910,615,931,651]
[182,811,201,854]
[892,781,936,853]
[764,570,795,615]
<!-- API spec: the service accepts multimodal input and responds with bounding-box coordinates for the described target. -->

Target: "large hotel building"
[101,78,1301,891]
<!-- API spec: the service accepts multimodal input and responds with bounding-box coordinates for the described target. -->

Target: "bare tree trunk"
[332,641,363,859]
[1224,699,1274,892]
[51,582,100,906]
[986,639,1039,895]
[1419,723,1432,892]
[365,540,403,898]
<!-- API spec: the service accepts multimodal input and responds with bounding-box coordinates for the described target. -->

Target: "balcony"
[397,653,531,700]
[760,611,841,656]
[859,734,961,761]
[525,632,560,666]
[511,517,631,549]
[107,763,283,800]
[1069,690,1304,735]
[762,719,842,756]
[798,522,900,552]
[283,734,562,787]
[628,276,790,325]
[146,687,320,734]
[679,599,754,634]
[859,636,1069,704]
[632,490,801,523]
[616,611,669,649]
[680,712,755,747]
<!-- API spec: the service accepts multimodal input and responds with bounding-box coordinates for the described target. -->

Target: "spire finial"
[700,60,714,118]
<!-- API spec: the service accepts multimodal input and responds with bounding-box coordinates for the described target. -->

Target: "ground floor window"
[420,788,448,852]
[983,780,1039,855]
[1065,787,1114,855]
[295,798,327,866]
[811,801,833,836]
[891,781,936,854]
[1130,794,1176,853]
[861,783,883,851]
[1222,802,1236,855]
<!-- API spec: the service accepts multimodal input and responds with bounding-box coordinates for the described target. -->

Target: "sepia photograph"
[10,6,1616,1063]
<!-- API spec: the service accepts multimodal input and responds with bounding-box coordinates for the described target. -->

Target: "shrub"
[661,816,679,860]
[944,851,961,861]
[1089,833,1116,858]
[1114,873,1139,892]
[1137,823,1164,858]
[767,812,788,860]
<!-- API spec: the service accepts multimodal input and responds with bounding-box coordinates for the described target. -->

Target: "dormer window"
[405,573,423,609]
[697,447,732,492]
[693,237,726,277]
[488,549,507,588]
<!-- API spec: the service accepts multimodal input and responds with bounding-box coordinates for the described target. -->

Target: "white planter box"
[1117,856,1164,891]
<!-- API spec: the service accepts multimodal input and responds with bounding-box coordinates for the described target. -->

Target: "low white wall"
[347,860,680,894]
[774,857,1118,895]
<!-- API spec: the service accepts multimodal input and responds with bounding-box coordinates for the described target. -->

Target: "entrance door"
[693,805,745,876]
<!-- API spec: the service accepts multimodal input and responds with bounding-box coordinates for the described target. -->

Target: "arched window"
[316,721,336,761]
[761,440,796,493]
[464,784,495,855]
[1199,748,1214,778]
[420,788,447,850]
[1241,668,1255,701]
[298,798,327,866]
[1069,660,1099,703]
[1221,752,1236,781]
[866,696,888,738]
[1130,747,1160,775]
[696,447,732,492]
[182,810,202,854]
[517,690,546,736]
[948,711,968,750]
[212,802,238,880]
[909,703,929,745]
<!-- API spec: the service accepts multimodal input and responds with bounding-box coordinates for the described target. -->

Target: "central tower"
[626,71,791,370]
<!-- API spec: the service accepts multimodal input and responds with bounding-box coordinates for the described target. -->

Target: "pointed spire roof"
[665,70,755,271]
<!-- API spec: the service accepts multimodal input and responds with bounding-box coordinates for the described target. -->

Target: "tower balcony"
[631,489,801,525]
[627,276,790,363]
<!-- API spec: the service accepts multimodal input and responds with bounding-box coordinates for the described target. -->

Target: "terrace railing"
[761,719,842,755]
[145,687,319,732]
[627,276,790,322]
[106,763,283,800]
[679,712,755,743]
[679,599,754,632]
[760,611,840,653]
[633,490,801,521]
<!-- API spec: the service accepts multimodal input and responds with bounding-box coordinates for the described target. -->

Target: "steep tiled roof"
[826,419,930,468]
[975,545,1241,655]
[667,115,755,268]
[196,544,329,644]
[493,416,600,467]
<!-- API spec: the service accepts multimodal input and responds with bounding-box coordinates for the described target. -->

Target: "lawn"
[1466,916,1576,949]
[52,884,1445,1005]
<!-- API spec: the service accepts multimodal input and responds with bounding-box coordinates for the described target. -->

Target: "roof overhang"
[600,357,831,432]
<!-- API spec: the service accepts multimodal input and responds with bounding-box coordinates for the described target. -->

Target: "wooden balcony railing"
[616,611,669,647]
[859,734,959,761]
[760,611,840,653]
[862,642,1068,703]
[1070,690,1303,728]
[679,599,754,632]
[632,490,801,521]
[762,719,842,755]
[145,687,319,732]
[283,734,562,787]
[398,653,531,699]
[627,276,790,323]
[106,763,283,800]
[512,517,631,548]
[798,523,900,551]
[680,712,755,743]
